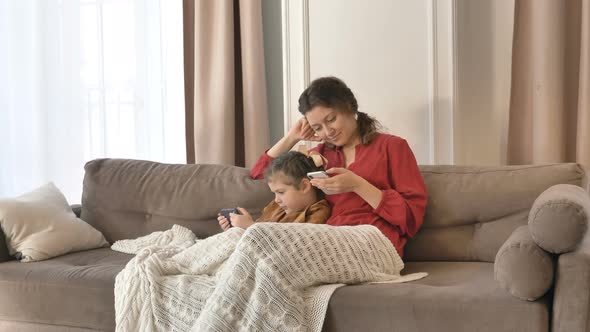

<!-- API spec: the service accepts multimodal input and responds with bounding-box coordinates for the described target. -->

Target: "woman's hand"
[230,207,255,230]
[287,118,322,142]
[268,118,321,158]
[310,168,363,194]
[311,168,384,209]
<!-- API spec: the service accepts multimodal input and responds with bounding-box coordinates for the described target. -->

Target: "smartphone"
[306,171,337,195]
[307,171,329,179]
[220,208,240,226]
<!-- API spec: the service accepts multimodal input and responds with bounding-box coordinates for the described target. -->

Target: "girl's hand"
[217,214,231,231]
[310,167,364,194]
[231,207,255,230]
[287,118,322,142]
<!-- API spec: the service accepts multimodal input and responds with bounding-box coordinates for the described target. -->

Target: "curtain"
[507,0,590,167]
[183,0,269,167]
[0,0,186,203]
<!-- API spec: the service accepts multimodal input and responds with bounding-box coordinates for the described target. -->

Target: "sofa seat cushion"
[0,248,132,331]
[323,261,550,332]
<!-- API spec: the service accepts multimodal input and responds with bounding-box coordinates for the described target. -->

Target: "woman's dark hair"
[265,151,324,194]
[298,76,381,145]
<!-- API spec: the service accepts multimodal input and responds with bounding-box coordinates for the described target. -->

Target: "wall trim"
[281,0,309,137]
[431,0,456,164]
[427,0,435,164]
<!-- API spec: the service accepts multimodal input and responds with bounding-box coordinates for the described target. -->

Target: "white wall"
[282,0,453,164]
[278,0,515,165]
[307,0,434,164]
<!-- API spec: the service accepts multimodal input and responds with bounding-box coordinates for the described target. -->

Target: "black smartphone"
[220,208,240,225]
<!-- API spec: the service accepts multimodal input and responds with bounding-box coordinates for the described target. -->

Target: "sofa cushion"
[405,163,585,262]
[0,248,132,331]
[81,159,274,243]
[494,225,554,301]
[0,320,97,331]
[323,261,550,332]
[0,182,109,262]
[528,184,590,254]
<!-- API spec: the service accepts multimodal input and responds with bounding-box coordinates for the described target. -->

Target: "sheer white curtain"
[0,0,185,203]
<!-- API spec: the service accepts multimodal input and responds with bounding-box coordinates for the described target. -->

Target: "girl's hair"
[297,76,382,145]
[265,151,324,193]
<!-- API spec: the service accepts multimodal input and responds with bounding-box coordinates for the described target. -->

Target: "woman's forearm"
[354,178,384,210]
[267,135,300,158]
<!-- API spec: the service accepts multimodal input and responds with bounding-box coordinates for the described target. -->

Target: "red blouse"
[249,133,427,257]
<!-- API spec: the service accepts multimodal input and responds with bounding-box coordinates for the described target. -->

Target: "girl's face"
[305,105,359,148]
[267,177,314,214]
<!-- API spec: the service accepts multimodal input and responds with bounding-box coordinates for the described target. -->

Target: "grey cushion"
[529,184,590,254]
[406,163,585,262]
[0,248,131,331]
[494,225,554,301]
[323,261,550,332]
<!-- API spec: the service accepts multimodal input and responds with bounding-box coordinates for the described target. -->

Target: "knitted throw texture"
[112,223,408,332]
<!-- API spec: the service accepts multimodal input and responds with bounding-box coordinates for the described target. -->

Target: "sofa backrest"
[81,158,274,243]
[404,163,586,262]
[81,159,586,262]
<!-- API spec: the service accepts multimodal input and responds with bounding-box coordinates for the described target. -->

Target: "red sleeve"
[250,144,326,179]
[249,150,275,179]
[373,139,427,238]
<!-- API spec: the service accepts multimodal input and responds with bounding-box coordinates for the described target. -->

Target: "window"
[0,0,185,202]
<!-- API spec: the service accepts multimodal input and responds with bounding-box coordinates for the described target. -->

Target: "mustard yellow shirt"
[256,199,330,224]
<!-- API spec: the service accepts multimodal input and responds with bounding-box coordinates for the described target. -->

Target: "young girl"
[218,151,330,230]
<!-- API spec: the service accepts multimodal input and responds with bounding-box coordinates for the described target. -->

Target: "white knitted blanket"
[112,223,424,332]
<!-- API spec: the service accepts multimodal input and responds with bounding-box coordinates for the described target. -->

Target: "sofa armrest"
[552,232,590,331]
[0,227,11,263]
[71,204,82,218]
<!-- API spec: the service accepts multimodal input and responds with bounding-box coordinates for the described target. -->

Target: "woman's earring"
[354,113,358,120]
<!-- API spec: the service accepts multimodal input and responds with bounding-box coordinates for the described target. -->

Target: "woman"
[250,76,427,257]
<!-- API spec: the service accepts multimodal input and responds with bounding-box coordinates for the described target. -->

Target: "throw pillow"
[0,182,108,262]
[528,184,589,254]
[494,225,554,301]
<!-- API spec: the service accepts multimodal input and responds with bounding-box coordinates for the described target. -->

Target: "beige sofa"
[0,159,588,332]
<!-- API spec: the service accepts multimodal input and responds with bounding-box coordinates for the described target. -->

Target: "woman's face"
[305,105,359,148]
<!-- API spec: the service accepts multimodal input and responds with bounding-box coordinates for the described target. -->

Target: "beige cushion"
[494,225,554,301]
[528,184,590,254]
[0,182,108,262]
